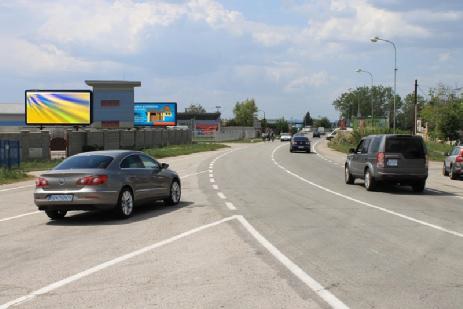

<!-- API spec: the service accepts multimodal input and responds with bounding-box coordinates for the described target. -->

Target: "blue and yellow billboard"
[25,90,92,125]
[134,102,177,127]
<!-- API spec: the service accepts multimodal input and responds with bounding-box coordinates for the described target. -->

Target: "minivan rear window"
[385,136,425,159]
[54,155,113,170]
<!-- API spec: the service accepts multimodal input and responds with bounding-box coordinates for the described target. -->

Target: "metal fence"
[0,140,20,169]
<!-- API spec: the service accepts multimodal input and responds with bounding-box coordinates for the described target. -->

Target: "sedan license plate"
[298,146,305,149]
[47,194,73,202]
[387,159,398,167]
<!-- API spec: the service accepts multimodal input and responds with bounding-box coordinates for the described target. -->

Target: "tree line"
[332,83,463,140]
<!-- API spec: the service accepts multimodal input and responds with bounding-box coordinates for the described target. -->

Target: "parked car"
[34,150,181,220]
[443,146,463,179]
[326,128,353,141]
[312,129,320,138]
[280,133,292,142]
[290,136,311,153]
[345,134,428,192]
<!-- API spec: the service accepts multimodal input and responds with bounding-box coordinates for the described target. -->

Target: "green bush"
[0,168,29,184]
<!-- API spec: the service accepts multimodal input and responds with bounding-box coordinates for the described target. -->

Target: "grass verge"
[143,143,229,159]
[0,168,31,185]
[20,159,63,172]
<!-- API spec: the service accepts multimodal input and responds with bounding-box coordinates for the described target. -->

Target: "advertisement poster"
[134,102,177,127]
[25,90,92,125]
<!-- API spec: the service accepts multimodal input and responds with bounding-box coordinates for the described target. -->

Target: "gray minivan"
[345,135,428,192]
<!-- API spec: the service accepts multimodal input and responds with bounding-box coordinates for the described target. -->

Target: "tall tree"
[275,118,289,134]
[332,86,400,126]
[233,98,258,126]
[185,104,206,113]
[303,112,313,126]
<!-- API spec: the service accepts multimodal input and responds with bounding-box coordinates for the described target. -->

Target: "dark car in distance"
[345,135,428,192]
[34,150,181,220]
[312,129,321,138]
[290,136,311,153]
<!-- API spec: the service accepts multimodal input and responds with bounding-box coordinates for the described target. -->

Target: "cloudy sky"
[0,0,462,120]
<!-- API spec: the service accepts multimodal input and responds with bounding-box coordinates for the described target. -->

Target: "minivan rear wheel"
[442,163,449,176]
[450,165,459,180]
[412,180,426,193]
[364,169,376,191]
[345,165,355,184]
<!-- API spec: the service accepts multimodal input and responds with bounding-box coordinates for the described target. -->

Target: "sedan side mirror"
[349,148,355,154]
[161,163,169,169]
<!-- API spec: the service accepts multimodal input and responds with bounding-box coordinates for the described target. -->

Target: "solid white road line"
[225,202,236,210]
[0,214,349,309]
[0,184,35,193]
[0,211,41,223]
[0,216,238,309]
[217,192,226,199]
[235,215,349,309]
[212,184,219,190]
[272,143,463,239]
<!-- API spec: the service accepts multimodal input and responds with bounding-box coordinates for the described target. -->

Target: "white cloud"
[36,0,186,53]
[306,0,430,42]
[285,71,330,90]
[438,52,451,62]
[0,36,123,75]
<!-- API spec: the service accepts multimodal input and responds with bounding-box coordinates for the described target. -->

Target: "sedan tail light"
[376,152,385,168]
[76,175,108,186]
[35,177,48,188]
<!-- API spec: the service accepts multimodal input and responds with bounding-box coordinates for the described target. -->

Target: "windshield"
[54,155,113,170]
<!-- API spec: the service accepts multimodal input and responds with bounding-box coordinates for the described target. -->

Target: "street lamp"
[355,68,374,127]
[371,36,397,132]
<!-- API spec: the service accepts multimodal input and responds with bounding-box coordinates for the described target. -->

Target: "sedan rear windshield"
[293,137,309,142]
[54,155,114,170]
[385,137,426,159]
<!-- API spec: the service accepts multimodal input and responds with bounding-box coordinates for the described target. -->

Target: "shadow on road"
[46,200,195,226]
[352,181,457,196]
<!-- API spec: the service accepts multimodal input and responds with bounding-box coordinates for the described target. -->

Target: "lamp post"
[371,36,397,132]
[355,68,374,127]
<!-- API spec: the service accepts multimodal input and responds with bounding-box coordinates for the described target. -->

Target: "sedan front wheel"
[165,180,181,206]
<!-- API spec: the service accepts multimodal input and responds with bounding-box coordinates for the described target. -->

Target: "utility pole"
[414,79,418,135]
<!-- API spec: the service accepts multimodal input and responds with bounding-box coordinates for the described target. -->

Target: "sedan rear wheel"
[115,188,134,219]
[45,209,67,220]
[165,180,181,206]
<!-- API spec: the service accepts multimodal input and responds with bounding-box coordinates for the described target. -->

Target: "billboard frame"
[134,102,178,127]
[24,89,93,126]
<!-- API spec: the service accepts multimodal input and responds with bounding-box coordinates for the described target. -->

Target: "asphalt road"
[1,139,463,308]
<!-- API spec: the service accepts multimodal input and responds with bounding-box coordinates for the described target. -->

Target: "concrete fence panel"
[120,131,135,149]
[86,131,104,149]
[103,131,120,150]
[135,130,145,149]
[67,131,86,156]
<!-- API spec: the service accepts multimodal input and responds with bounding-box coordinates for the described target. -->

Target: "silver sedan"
[34,150,181,220]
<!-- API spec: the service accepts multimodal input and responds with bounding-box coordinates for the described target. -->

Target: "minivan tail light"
[35,177,48,188]
[456,156,463,163]
[76,175,108,186]
[376,152,385,168]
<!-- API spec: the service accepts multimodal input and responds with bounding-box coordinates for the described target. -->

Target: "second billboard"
[134,102,177,127]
